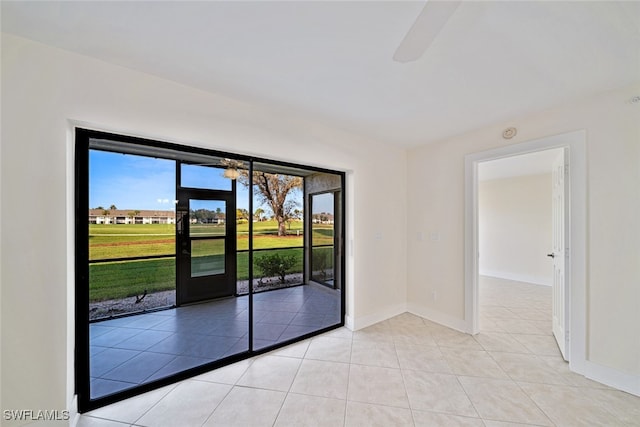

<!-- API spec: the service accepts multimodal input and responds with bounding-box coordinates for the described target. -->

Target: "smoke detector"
[502,127,517,139]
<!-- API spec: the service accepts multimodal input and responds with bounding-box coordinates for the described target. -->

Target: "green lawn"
[88,222,309,302]
[311,224,334,245]
[237,219,303,234]
[90,258,176,302]
[89,248,304,302]
[89,221,314,260]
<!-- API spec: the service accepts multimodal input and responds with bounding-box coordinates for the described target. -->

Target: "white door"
[551,150,568,360]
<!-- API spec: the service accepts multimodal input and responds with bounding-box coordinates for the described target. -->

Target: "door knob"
[547,253,555,258]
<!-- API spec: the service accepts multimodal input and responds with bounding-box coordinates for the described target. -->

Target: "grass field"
[88,221,332,302]
[89,221,333,259]
[90,258,176,301]
[89,249,305,302]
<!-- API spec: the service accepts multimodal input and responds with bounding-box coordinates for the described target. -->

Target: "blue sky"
[89,150,177,210]
[312,192,334,215]
[89,150,307,213]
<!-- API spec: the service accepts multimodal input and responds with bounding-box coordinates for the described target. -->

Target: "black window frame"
[75,128,346,412]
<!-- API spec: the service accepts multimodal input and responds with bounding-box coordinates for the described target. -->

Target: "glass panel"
[311,192,335,285]
[88,146,179,401]
[89,150,176,261]
[251,170,306,351]
[181,164,231,190]
[191,239,225,277]
[189,200,226,237]
[86,139,258,407]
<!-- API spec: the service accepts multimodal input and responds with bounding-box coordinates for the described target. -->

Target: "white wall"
[407,82,640,384]
[0,34,408,423]
[478,174,553,286]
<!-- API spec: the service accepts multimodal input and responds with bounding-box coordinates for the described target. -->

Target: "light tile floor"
[80,277,640,426]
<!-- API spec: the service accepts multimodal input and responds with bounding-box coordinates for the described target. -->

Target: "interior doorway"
[476,148,566,358]
[464,130,588,372]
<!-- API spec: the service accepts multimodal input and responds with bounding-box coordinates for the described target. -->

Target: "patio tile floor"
[89,283,341,399]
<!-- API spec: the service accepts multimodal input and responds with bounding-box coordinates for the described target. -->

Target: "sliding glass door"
[76,128,345,412]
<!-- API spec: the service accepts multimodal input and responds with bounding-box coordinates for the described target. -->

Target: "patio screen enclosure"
[75,128,345,411]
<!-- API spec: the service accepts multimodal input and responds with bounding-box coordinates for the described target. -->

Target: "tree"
[254,208,265,222]
[238,172,302,236]
[236,208,250,223]
[109,204,117,210]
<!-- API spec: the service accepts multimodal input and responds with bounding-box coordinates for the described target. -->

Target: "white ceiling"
[2,1,639,147]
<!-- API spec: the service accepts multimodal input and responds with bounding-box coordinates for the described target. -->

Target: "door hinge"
[564,164,569,175]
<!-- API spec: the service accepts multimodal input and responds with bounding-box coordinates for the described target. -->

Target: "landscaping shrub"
[312,249,329,279]
[255,252,297,284]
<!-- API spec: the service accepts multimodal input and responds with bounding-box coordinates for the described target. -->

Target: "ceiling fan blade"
[393,0,461,63]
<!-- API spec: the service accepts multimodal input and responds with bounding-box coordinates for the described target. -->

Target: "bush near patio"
[254,253,298,284]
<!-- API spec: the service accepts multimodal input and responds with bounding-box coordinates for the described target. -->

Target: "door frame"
[308,190,339,288]
[75,126,347,412]
[464,129,587,373]
[176,187,237,305]
[550,149,568,360]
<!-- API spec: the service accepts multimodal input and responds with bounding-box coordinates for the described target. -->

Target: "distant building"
[312,213,334,224]
[89,209,176,225]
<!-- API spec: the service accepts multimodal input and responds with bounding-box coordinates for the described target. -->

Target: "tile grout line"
[394,336,417,427]
[128,382,179,427]
[198,379,235,427]
[268,351,306,427]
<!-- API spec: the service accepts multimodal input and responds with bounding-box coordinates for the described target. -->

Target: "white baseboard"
[480,270,552,286]
[347,304,407,331]
[582,361,640,397]
[344,315,355,331]
[70,394,80,427]
[407,304,469,334]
